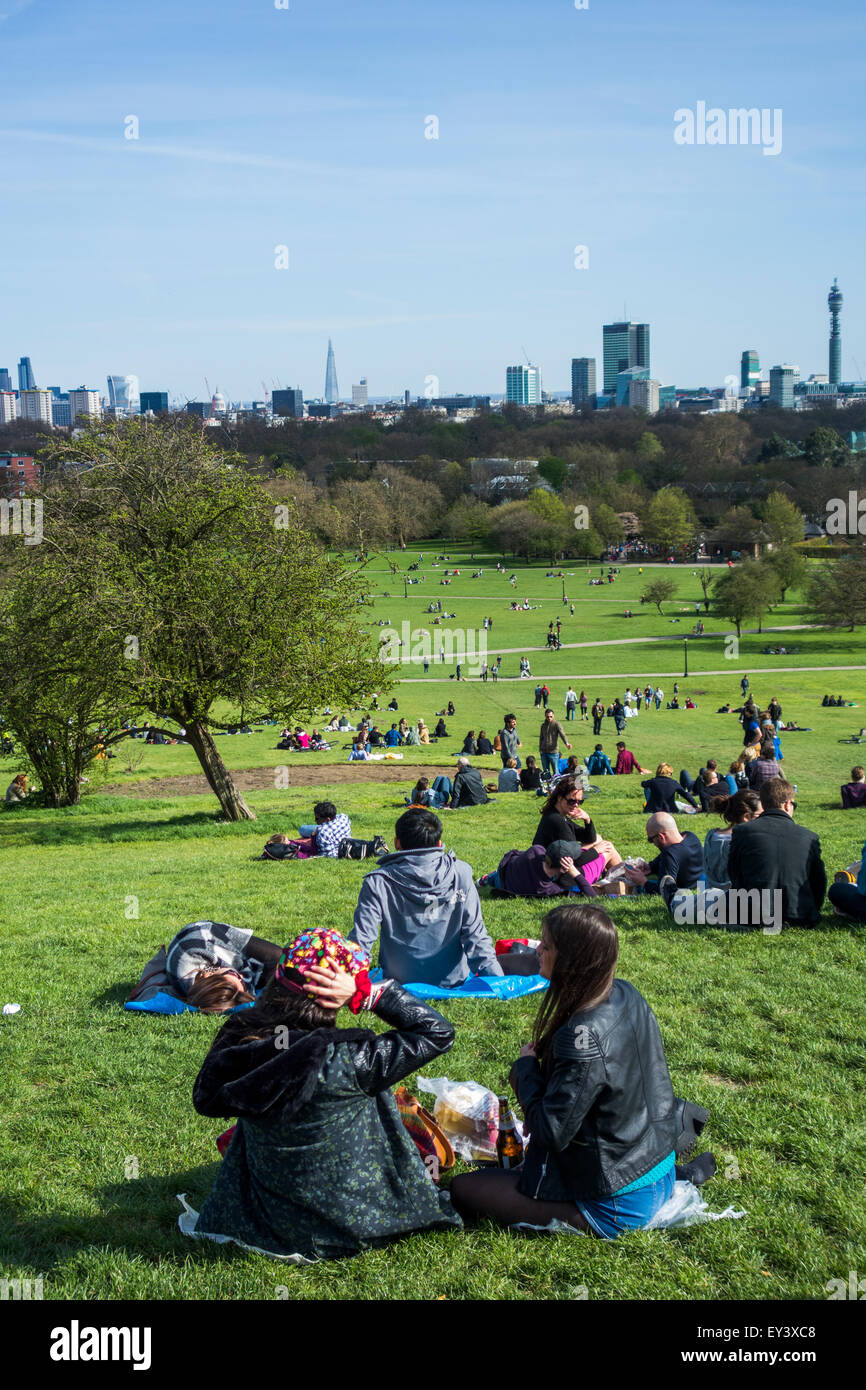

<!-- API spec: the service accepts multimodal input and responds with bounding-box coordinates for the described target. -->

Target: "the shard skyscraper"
[324,339,339,403]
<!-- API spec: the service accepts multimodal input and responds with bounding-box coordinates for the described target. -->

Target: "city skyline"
[1,0,864,398]
[0,279,851,411]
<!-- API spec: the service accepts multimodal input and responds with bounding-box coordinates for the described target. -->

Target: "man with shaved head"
[624,812,703,894]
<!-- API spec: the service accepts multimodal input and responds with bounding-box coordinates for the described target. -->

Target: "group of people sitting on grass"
[161,806,716,1259]
[130,676,866,1265]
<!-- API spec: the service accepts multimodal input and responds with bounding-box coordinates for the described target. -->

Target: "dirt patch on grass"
[103,764,460,798]
[702,1073,752,1089]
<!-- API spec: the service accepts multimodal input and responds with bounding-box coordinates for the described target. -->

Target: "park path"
[395,623,820,664]
[401,665,866,682]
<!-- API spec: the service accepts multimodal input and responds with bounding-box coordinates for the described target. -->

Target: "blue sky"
[2,0,864,401]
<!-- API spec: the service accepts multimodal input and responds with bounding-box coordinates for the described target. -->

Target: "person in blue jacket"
[585,744,614,776]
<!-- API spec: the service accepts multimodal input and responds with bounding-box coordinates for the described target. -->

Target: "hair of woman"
[656,762,673,778]
[187,972,256,1014]
[226,974,336,1039]
[531,903,619,1065]
[713,788,761,825]
[541,774,581,816]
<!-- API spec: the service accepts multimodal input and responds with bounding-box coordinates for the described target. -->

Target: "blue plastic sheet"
[124,992,254,1016]
[369,969,548,1001]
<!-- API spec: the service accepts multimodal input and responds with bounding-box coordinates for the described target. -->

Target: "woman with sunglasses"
[449,903,712,1236]
[532,775,623,872]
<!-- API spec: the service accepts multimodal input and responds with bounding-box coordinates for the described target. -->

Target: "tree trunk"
[185,719,256,820]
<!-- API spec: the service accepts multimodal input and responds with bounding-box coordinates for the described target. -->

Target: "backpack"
[337,835,389,860]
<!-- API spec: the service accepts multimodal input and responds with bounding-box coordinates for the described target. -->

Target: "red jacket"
[614,749,644,775]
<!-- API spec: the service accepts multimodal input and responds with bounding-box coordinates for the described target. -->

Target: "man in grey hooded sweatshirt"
[349,808,502,987]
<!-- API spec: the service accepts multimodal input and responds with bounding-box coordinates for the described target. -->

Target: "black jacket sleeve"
[509,1028,605,1154]
[348,983,455,1096]
[808,836,827,911]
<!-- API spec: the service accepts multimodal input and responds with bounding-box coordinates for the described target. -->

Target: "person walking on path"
[565,687,578,721]
[592,698,605,736]
[579,690,588,721]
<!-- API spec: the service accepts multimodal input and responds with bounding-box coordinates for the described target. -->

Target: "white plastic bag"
[510,1181,746,1238]
[416,1075,500,1161]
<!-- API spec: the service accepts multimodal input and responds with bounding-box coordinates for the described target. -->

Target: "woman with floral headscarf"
[187,929,462,1261]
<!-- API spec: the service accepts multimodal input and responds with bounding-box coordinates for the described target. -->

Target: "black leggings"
[449,1168,590,1232]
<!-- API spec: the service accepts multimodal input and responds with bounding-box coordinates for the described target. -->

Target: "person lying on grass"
[478,838,607,900]
[448,903,716,1238]
[165,922,284,1013]
[190,929,462,1261]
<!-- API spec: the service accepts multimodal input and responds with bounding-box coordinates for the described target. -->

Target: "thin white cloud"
[0,0,34,20]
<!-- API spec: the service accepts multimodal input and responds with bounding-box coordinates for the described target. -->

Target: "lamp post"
[683,637,689,678]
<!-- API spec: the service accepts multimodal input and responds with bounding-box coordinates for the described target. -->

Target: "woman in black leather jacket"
[189,933,462,1260]
[449,903,682,1238]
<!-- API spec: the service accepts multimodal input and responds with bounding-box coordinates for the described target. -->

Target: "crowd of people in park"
[101,639,866,1266]
[158,799,717,1259]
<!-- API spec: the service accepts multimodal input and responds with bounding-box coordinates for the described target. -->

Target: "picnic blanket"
[369,968,547,1001]
[124,992,254,1015]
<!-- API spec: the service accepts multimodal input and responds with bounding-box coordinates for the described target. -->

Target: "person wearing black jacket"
[189,931,462,1261]
[642,762,698,813]
[728,777,826,926]
[450,757,489,807]
[449,903,715,1235]
[461,731,478,756]
[532,776,622,870]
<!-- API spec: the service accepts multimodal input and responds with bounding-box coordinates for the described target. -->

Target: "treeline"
[4,401,865,551]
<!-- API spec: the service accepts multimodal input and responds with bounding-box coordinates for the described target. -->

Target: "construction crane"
[261,380,270,401]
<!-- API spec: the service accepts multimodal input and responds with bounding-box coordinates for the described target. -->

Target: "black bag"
[337,835,389,860]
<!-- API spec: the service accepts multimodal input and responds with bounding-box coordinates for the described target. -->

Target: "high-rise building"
[68,388,101,423]
[769,365,799,409]
[20,389,53,424]
[0,392,19,424]
[506,364,542,405]
[324,339,339,403]
[272,388,304,418]
[658,385,677,411]
[140,391,169,414]
[740,350,761,392]
[186,401,213,419]
[0,369,12,392]
[51,397,71,427]
[17,357,36,391]
[616,366,649,408]
[107,374,140,415]
[602,322,650,393]
[629,378,660,414]
[571,357,597,407]
[828,278,843,387]
[352,378,368,408]
[404,389,411,407]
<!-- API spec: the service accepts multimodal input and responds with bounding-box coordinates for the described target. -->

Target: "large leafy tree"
[804,426,850,469]
[762,490,804,546]
[27,416,386,819]
[0,560,131,806]
[764,546,808,603]
[712,560,776,637]
[640,578,677,615]
[807,546,866,631]
[641,487,696,554]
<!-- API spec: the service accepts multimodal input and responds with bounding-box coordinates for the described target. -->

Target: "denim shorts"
[577,1167,675,1240]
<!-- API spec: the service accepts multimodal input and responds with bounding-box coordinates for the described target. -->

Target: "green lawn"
[1,546,864,1301]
